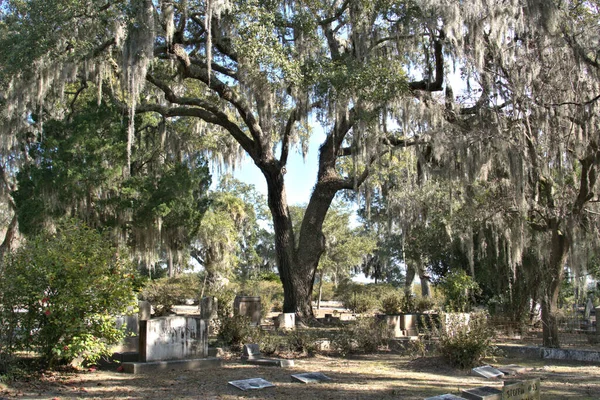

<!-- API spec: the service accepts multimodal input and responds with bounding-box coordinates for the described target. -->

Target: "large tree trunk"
[540,225,569,348]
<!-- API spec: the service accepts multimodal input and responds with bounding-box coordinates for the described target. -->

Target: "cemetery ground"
[1,352,599,399]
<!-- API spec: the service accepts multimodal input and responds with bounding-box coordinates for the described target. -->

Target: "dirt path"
[2,353,599,399]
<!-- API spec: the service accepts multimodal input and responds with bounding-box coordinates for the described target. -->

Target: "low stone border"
[497,345,600,364]
[122,357,222,374]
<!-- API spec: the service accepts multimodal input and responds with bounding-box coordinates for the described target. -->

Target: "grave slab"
[497,365,528,376]
[291,372,331,383]
[471,365,504,379]
[228,378,275,391]
[460,386,502,400]
[424,395,466,400]
[245,358,295,367]
[502,378,540,400]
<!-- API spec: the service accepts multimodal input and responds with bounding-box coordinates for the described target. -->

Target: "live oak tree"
[2,1,598,331]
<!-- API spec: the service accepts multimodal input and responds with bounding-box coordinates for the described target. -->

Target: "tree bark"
[540,224,568,348]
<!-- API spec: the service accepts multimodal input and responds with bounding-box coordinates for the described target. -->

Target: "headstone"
[291,372,331,383]
[378,315,403,337]
[242,343,262,360]
[502,378,540,400]
[425,395,466,400]
[497,365,527,376]
[114,313,139,352]
[460,386,502,400]
[584,298,594,320]
[471,365,505,379]
[228,378,275,391]
[138,301,151,321]
[199,297,218,320]
[276,313,295,330]
[139,316,207,362]
[233,296,262,326]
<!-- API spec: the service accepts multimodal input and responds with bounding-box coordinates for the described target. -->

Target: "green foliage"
[438,270,480,312]
[336,281,398,313]
[438,312,495,369]
[140,274,202,316]
[240,278,283,315]
[380,291,404,314]
[331,317,390,356]
[0,220,137,368]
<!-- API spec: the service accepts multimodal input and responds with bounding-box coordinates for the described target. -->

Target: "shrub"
[380,291,404,314]
[217,315,254,348]
[331,317,390,356]
[0,220,137,368]
[336,282,397,313]
[140,273,202,316]
[438,270,480,312]
[438,311,494,369]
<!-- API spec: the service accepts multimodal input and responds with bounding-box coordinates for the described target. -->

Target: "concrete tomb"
[139,316,207,362]
[291,372,332,383]
[471,365,505,379]
[228,378,275,391]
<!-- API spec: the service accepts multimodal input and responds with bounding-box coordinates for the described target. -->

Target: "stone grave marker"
[138,300,151,321]
[139,316,207,362]
[502,378,540,400]
[241,343,262,360]
[497,365,527,376]
[199,296,218,320]
[472,365,504,379]
[291,372,331,383]
[233,295,261,326]
[228,378,275,391]
[276,313,295,330]
[424,395,466,400]
[460,386,502,400]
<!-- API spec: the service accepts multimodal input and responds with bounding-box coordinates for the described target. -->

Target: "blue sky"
[228,129,326,206]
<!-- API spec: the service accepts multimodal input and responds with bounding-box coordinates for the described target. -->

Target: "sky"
[217,127,326,206]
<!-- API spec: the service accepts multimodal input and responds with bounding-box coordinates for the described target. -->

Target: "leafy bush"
[380,291,404,314]
[331,317,390,356]
[0,220,137,368]
[337,281,398,313]
[140,273,202,316]
[438,270,480,312]
[438,312,494,369]
[217,315,254,348]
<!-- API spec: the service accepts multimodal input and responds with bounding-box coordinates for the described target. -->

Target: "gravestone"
[233,296,261,326]
[199,297,218,320]
[138,301,151,321]
[139,316,207,362]
[502,378,540,400]
[275,313,295,330]
[425,395,466,400]
[228,378,275,391]
[460,386,502,400]
[472,365,505,379]
[242,343,262,360]
[497,365,527,376]
[401,314,419,336]
[378,315,403,337]
[291,372,331,383]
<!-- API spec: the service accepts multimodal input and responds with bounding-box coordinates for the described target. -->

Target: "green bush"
[331,317,390,356]
[337,282,398,313]
[438,312,494,369]
[380,291,404,314]
[216,315,254,348]
[140,273,202,316]
[0,220,137,368]
[438,270,480,312]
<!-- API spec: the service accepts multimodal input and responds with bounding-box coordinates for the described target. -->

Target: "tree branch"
[408,33,445,92]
